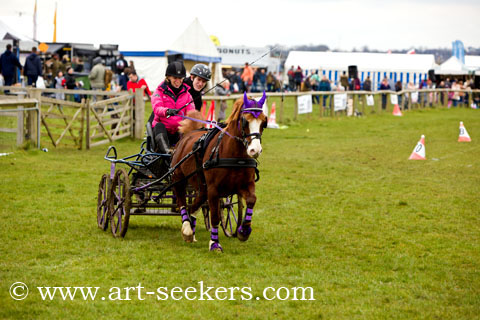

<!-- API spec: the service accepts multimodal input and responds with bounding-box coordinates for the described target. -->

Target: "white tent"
[435,56,469,75]
[465,55,480,72]
[0,20,37,52]
[122,18,221,91]
[284,51,437,89]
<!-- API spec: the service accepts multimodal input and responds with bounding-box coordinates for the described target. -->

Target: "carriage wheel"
[220,194,243,237]
[202,206,211,231]
[109,168,131,238]
[96,174,109,231]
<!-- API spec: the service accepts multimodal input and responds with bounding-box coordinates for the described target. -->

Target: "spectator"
[118,67,129,91]
[115,54,128,75]
[258,69,267,92]
[266,71,275,92]
[89,57,106,91]
[129,60,135,72]
[215,79,230,122]
[54,70,65,100]
[437,80,445,105]
[379,77,390,110]
[127,70,151,98]
[241,62,253,93]
[310,71,321,104]
[287,66,295,91]
[395,81,403,107]
[65,67,81,102]
[340,71,349,90]
[294,66,303,92]
[24,47,43,87]
[49,53,63,86]
[183,63,211,111]
[0,44,22,86]
[363,76,372,91]
[318,75,331,107]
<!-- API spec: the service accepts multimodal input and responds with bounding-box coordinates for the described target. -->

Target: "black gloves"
[166,109,179,117]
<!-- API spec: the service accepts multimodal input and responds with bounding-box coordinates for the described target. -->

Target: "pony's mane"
[178,110,205,134]
[226,98,244,131]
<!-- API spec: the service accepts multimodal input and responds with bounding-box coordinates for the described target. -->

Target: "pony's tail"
[178,110,205,134]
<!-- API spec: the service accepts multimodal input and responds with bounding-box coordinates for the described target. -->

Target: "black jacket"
[0,50,22,76]
[183,77,203,111]
[24,53,42,77]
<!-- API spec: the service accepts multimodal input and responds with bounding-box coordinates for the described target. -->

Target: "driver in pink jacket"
[151,61,194,152]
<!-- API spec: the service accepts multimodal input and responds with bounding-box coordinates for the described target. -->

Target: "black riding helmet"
[165,61,186,78]
[190,63,211,81]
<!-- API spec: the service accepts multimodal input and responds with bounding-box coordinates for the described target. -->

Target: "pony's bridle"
[238,91,267,148]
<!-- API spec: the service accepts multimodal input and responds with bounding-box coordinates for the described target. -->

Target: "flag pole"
[53,2,57,42]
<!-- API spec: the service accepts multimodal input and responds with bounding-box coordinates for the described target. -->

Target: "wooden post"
[331,93,335,118]
[28,88,41,146]
[279,95,284,123]
[294,95,298,121]
[79,99,85,150]
[134,89,145,139]
[16,105,24,146]
[319,94,323,118]
[86,99,90,150]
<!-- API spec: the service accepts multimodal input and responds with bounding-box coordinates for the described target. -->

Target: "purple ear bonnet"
[242,91,266,118]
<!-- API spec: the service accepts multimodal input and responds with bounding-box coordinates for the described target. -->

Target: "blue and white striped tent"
[284,51,436,90]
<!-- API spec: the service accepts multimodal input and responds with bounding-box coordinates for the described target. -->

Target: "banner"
[411,92,418,103]
[334,93,347,111]
[366,94,374,106]
[297,94,313,114]
[390,94,398,105]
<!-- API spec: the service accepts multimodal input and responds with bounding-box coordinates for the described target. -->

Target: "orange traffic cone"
[393,104,403,116]
[206,101,216,128]
[458,121,471,142]
[267,102,279,129]
[409,135,426,160]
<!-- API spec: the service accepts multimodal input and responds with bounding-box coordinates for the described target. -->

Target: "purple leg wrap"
[191,216,196,234]
[211,227,219,242]
[210,241,223,252]
[245,208,253,222]
[180,207,189,223]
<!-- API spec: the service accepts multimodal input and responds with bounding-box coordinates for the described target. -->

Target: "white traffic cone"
[392,104,403,116]
[409,135,426,160]
[206,101,216,129]
[458,121,471,142]
[267,102,279,129]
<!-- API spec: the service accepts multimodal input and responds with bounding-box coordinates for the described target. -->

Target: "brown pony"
[171,91,268,252]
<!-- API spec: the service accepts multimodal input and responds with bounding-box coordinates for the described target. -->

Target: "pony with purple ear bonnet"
[172,91,268,252]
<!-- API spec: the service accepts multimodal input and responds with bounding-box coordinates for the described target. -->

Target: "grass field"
[1,106,479,319]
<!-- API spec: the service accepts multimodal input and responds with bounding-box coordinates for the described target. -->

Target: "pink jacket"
[151,81,194,134]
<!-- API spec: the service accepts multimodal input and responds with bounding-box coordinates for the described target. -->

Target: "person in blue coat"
[24,47,43,87]
[0,44,22,86]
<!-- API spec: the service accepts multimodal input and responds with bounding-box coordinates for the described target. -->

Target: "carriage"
[96,140,244,238]
[95,92,267,251]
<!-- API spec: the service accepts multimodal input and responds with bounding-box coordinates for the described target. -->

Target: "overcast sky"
[1,0,480,51]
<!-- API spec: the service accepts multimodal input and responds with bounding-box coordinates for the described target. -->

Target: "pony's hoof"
[182,221,193,243]
[209,240,223,252]
[237,225,252,242]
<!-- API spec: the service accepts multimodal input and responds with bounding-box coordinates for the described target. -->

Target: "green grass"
[1,107,479,319]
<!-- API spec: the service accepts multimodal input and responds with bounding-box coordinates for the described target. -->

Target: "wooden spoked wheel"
[109,168,131,238]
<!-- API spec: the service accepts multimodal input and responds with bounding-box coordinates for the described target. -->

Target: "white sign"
[366,94,374,106]
[217,46,271,67]
[411,92,418,103]
[334,93,347,111]
[390,94,398,105]
[297,95,313,114]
